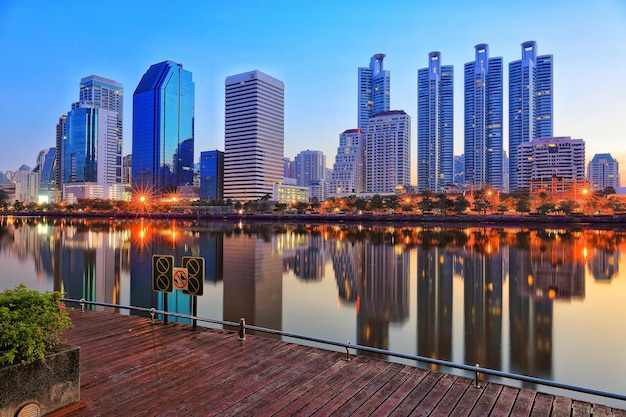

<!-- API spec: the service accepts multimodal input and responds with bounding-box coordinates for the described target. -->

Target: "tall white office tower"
[417,51,454,192]
[509,41,553,191]
[365,110,411,193]
[294,150,326,187]
[224,70,284,201]
[358,54,390,132]
[330,128,365,195]
[464,44,503,190]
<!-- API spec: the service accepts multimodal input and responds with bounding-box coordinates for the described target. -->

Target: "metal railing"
[61,298,626,404]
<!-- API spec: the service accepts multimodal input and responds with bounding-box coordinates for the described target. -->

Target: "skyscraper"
[365,110,411,193]
[294,150,326,187]
[330,128,364,195]
[132,61,195,195]
[464,44,503,190]
[224,70,284,202]
[199,150,224,201]
[417,51,454,192]
[54,114,67,202]
[588,153,620,191]
[358,54,390,132]
[509,41,553,191]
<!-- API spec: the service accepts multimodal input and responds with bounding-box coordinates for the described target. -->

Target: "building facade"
[330,128,364,195]
[417,51,454,192]
[588,153,620,191]
[517,137,585,193]
[365,110,411,193]
[224,70,284,202]
[294,150,326,187]
[200,150,224,201]
[37,147,56,203]
[509,41,553,191]
[132,61,195,195]
[464,44,503,190]
[358,54,390,132]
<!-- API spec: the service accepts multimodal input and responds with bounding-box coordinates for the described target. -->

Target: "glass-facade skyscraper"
[199,150,224,201]
[224,70,284,202]
[132,61,195,195]
[509,41,553,191]
[464,44,503,190]
[417,51,454,192]
[358,54,390,132]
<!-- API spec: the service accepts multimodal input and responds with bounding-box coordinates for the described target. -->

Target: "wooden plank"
[369,368,430,417]
[430,376,472,417]
[550,396,573,417]
[510,388,537,416]
[353,365,414,416]
[449,379,485,416]
[409,372,457,415]
[469,382,503,416]
[531,393,554,417]
[489,385,520,417]
[388,370,444,416]
[571,400,591,417]
[591,404,613,417]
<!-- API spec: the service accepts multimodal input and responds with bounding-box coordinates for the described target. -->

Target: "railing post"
[474,363,481,388]
[149,308,156,324]
[79,298,85,313]
[238,318,246,341]
[345,341,351,361]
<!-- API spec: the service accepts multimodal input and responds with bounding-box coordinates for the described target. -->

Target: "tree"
[516,197,530,215]
[453,195,470,214]
[536,201,557,215]
[370,195,383,212]
[558,199,578,215]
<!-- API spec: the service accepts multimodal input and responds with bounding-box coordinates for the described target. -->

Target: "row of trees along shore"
[1,186,625,216]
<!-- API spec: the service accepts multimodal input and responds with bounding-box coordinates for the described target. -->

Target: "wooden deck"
[48,309,626,417]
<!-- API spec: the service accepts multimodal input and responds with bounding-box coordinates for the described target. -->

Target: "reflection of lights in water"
[527,274,534,286]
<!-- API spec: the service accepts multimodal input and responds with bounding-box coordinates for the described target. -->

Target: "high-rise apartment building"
[132,61,195,195]
[417,52,454,192]
[54,114,67,202]
[200,150,224,201]
[224,70,284,202]
[330,128,364,195]
[509,41,553,191]
[294,150,326,187]
[358,54,390,132]
[517,137,584,192]
[588,153,620,191]
[464,44,503,190]
[365,110,411,193]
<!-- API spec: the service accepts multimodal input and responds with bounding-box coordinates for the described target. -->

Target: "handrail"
[61,298,626,404]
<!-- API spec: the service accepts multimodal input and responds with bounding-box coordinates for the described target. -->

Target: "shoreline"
[2,210,625,229]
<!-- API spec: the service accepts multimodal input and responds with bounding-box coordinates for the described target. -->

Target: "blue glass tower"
[132,61,195,195]
[509,41,553,191]
[464,44,503,190]
[417,52,454,192]
[358,54,390,132]
[63,107,99,184]
[199,150,224,201]
[38,147,56,203]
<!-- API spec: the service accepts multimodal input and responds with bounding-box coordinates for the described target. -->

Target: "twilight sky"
[1,0,625,185]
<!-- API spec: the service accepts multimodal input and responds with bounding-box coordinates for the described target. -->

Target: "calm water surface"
[1,216,625,406]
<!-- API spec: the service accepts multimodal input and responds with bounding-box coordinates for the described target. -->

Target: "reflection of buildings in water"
[286,233,325,282]
[587,246,619,282]
[461,245,503,371]
[198,233,223,283]
[357,242,409,355]
[331,239,362,303]
[416,247,453,361]
[509,242,553,380]
[223,234,283,335]
[526,232,585,300]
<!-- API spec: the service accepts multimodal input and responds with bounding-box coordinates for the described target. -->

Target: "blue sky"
[1,0,625,184]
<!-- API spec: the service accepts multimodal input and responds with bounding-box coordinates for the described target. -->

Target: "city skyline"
[1,1,625,185]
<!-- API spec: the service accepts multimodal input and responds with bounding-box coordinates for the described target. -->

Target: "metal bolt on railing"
[346,341,351,361]
[149,308,156,324]
[79,298,86,313]
[474,364,481,388]
[238,318,246,341]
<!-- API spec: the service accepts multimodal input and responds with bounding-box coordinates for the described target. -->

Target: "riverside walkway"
[50,310,626,417]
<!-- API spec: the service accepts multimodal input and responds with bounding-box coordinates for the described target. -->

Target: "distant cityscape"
[0,41,622,207]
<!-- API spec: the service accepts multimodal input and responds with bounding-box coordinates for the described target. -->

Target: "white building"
[365,110,411,193]
[224,70,284,202]
[518,137,585,191]
[330,128,364,196]
[294,150,326,187]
